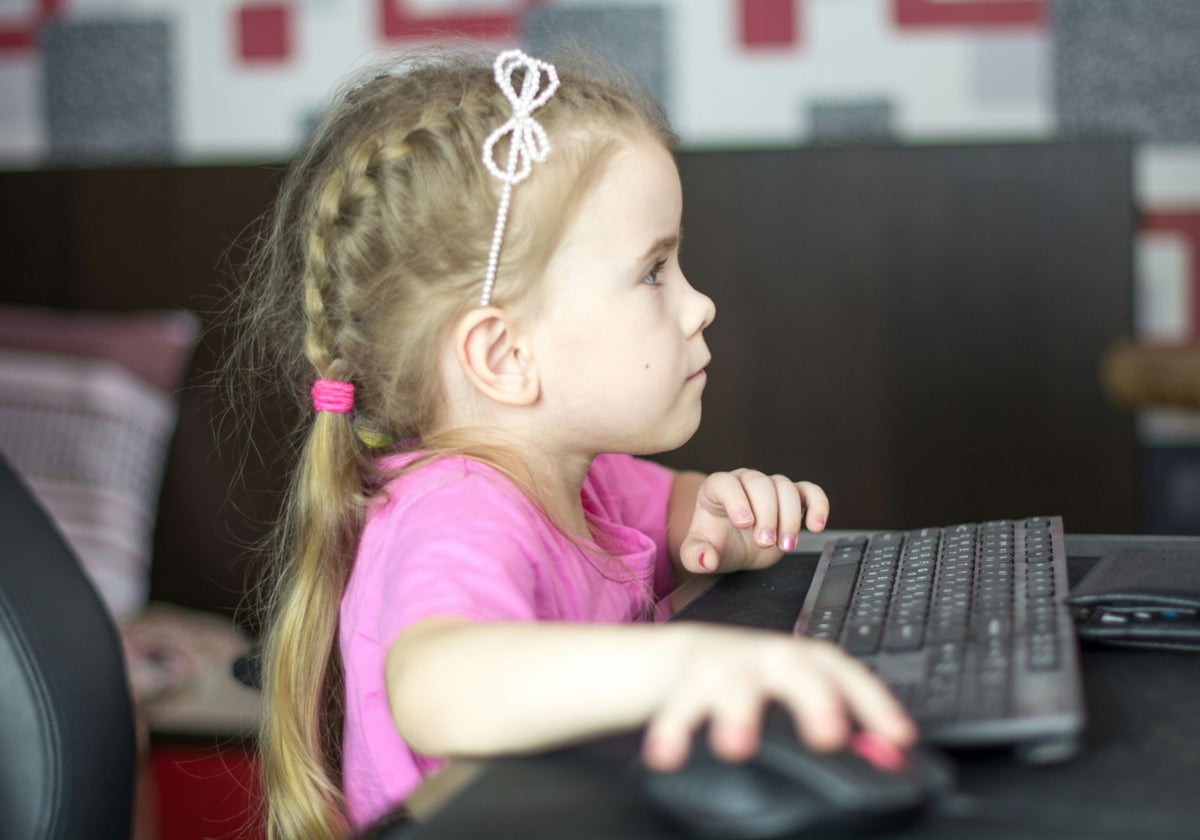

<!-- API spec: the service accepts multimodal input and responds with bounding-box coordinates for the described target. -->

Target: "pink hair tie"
[311,379,355,414]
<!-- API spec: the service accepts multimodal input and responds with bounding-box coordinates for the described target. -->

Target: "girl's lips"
[687,355,711,382]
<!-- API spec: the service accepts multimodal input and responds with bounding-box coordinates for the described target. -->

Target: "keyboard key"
[974,615,1010,640]
[1029,634,1059,670]
[843,621,883,655]
[883,622,924,651]
[814,561,859,610]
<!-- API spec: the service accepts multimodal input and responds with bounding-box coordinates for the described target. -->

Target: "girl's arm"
[666,469,830,578]
[387,615,914,771]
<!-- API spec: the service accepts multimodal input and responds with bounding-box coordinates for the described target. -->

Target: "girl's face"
[527,137,716,457]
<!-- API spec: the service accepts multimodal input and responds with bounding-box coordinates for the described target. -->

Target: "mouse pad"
[1066,547,1200,652]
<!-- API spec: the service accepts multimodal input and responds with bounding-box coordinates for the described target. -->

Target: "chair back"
[0,454,136,839]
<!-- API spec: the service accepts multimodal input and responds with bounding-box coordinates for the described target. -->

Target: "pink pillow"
[0,307,200,619]
[0,306,200,393]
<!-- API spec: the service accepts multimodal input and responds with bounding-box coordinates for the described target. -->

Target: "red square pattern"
[0,0,63,52]
[238,3,292,63]
[740,0,800,48]
[380,0,544,41]
[895,0,1044,28]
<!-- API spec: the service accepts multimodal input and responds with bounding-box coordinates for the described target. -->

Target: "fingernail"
[645,738,685,772]
[850,732,907,772]
[781,534,796,551]
[643,736,672,768]
[757,529,775,546]
[697,551,709,570]
[813,515,826,528]
[736,510,754,526]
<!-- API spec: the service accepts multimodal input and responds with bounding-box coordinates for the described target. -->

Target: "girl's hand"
[642,627,916,771]
[679,470,829,574]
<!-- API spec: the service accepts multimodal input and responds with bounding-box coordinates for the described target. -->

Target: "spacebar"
[813,562,859,611]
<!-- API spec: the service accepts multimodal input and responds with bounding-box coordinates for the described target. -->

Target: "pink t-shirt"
[338,451,675,830]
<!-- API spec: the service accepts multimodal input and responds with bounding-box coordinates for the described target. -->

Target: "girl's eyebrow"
[638,228,684,262]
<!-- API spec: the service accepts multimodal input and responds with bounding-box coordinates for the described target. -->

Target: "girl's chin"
[658,409,703,453]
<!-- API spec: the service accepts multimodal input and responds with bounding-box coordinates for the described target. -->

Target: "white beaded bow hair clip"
[478,49,560,307]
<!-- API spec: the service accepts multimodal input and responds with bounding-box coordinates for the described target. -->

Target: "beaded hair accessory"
[311,378,354,414]
[478,50,560,307]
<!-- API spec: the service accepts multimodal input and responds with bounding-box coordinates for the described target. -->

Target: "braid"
[303,136,390,379]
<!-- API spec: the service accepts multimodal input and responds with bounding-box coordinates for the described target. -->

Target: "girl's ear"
[454,307,540,406]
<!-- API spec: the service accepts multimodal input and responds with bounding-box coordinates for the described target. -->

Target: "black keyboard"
[794,516,1084,763]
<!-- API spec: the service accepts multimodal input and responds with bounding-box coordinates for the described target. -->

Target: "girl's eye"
[641,258,667,286]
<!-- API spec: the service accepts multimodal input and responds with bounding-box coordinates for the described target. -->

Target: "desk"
[400,535,1200,839]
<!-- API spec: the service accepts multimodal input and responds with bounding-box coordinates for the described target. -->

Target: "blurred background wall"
[1,0,1199,534]
[2,0,1197,335]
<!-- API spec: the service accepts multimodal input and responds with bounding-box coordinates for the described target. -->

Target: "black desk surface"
[402,535,1200,839]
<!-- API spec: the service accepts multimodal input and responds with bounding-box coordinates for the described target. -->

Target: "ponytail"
[260,403,365,840]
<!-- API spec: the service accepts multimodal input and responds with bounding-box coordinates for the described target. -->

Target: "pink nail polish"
[781,534,796,551]
[697,551,709,570]
[850,731,907,773]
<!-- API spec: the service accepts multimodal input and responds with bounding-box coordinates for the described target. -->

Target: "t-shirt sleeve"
[367,472,547,649]
[589,454,676,597]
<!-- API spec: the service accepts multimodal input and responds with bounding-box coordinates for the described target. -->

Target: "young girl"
[240,48,914,840]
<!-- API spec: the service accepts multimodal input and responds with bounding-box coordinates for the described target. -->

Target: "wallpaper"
[1,0,1197,344]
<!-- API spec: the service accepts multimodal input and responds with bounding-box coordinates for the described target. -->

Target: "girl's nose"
[683,278,716,336]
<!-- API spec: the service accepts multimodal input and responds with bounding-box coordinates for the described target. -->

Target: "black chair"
[0,454,136,839]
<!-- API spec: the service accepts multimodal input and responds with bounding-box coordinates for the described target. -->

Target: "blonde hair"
[231,47,674,839]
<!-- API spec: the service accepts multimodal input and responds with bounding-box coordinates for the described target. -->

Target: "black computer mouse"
[642,717,954,839]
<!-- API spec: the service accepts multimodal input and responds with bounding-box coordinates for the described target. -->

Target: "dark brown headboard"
[0,143,1139,625]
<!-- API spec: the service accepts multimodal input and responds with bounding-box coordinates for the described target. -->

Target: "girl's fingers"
[696,471,753,526]
[642,689,712,772]
[707,676,765,762]
[734,470,780,547]
[684,472,755,571]
[772,475,803,551]
[642,633,916,779]
[797,481,830,532]
[697,473,829,536]
[689,473,829,568]
[804,643,917,746]
[680,538,721,574]
[769,660,850,752]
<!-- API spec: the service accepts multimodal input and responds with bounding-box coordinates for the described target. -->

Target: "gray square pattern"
[809,99,895,145]
[523,5,669,115]
[43,19,175,165]
[1053,0,1200,142]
